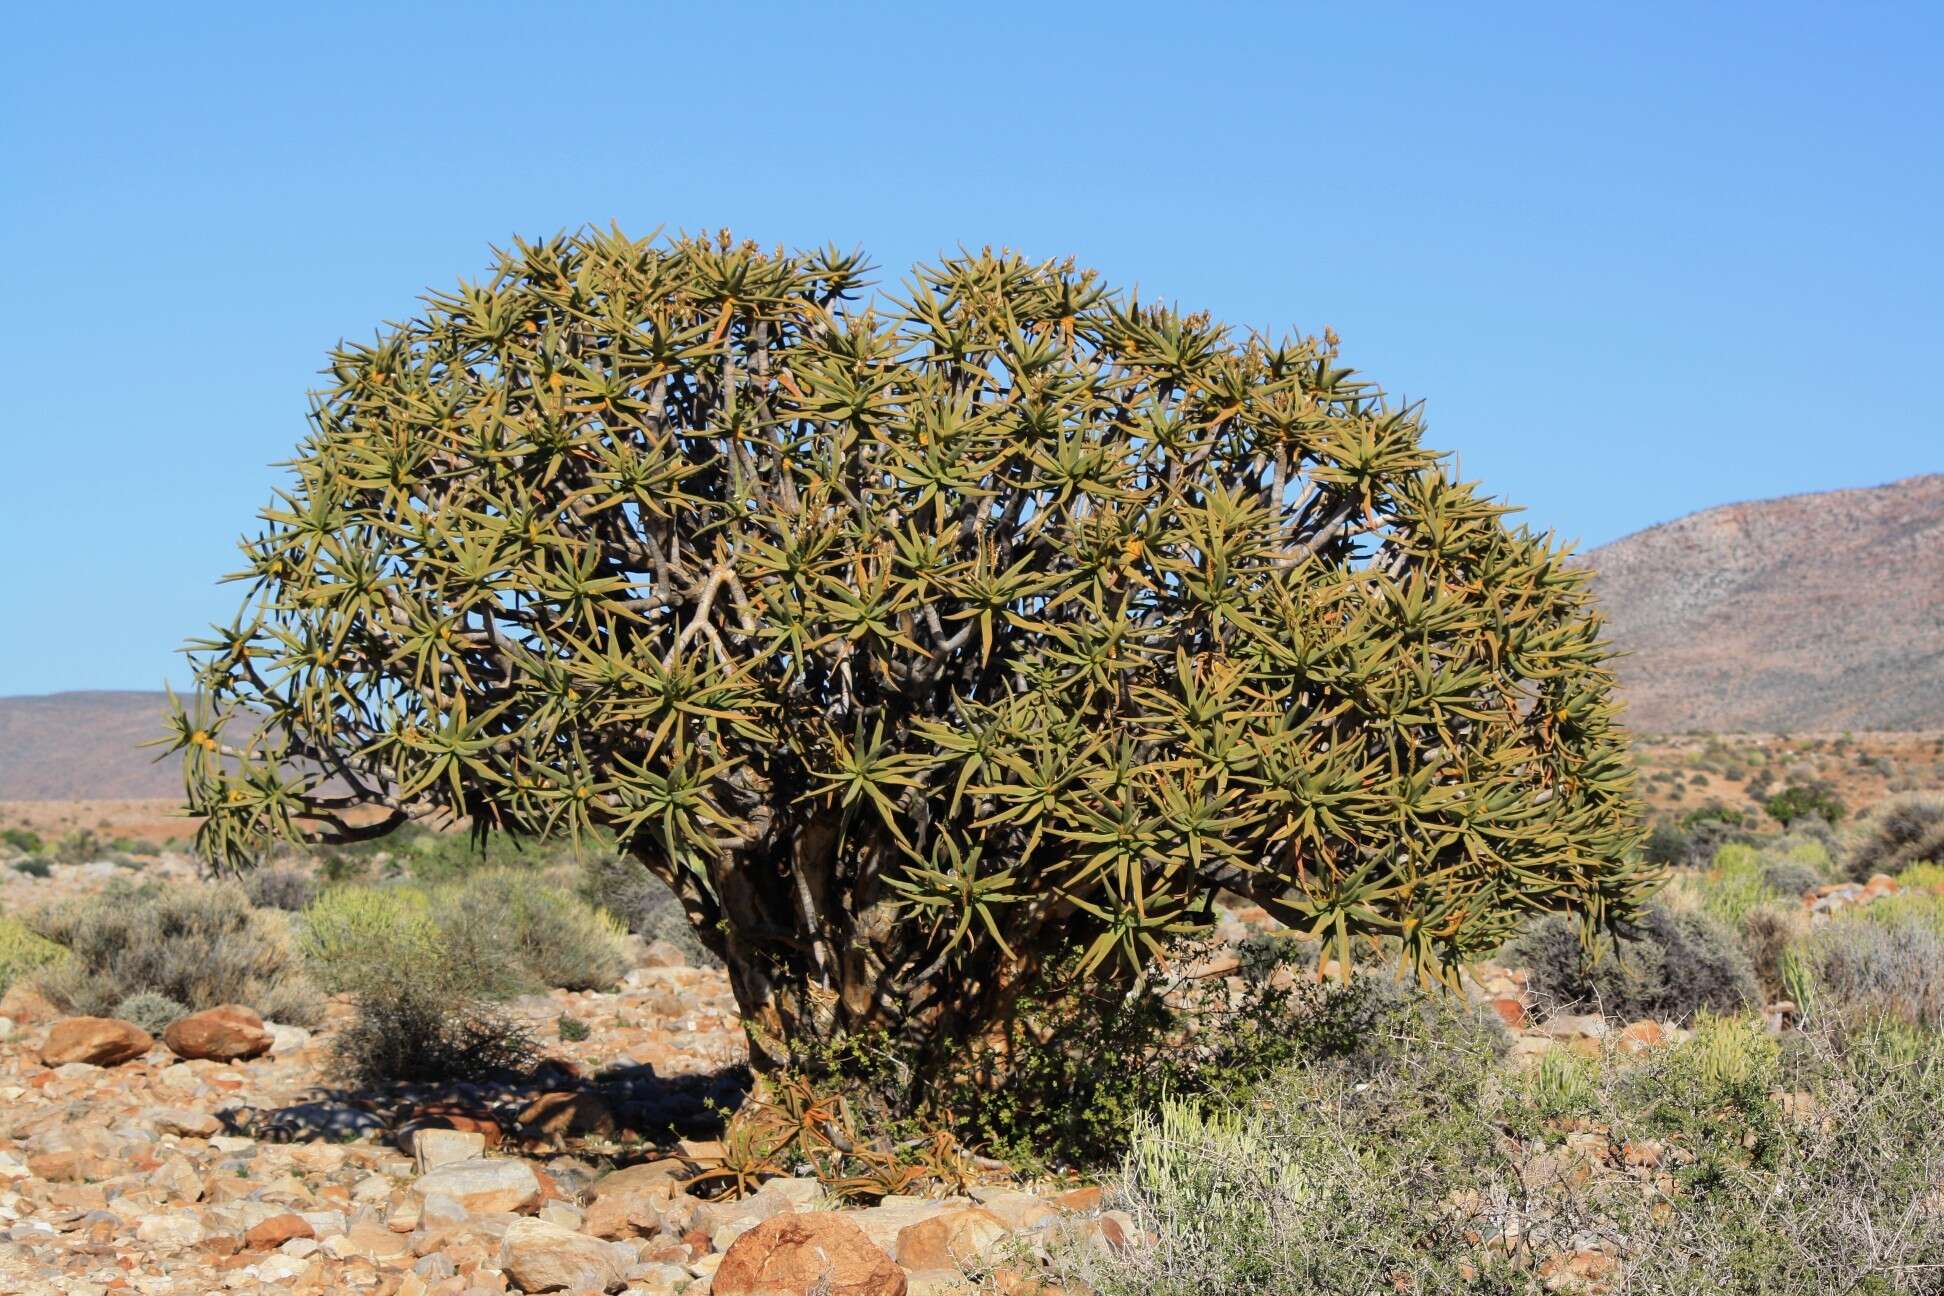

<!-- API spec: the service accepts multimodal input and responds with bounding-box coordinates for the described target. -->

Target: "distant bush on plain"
[1510,900,1758,1022]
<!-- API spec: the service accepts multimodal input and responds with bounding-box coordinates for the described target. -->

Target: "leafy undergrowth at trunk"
[1043,1000,1944,1295]
[697,943,1504,1204]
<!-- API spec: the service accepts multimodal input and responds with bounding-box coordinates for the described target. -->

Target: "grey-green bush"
[436,869,626,994]
[26,881,322,1026]
[1845,794,1944,882]
[1760,856,1826,899]
[112,991,188,1035]
[300,869,626,1000]
[577,854,720,969]
[1807,910,1944,1030]
[330,970,537,1088]
[1739,902,1808,1002]
[1047,1016,1944,1295]
[244,866,319,912]
[1510,900,1758,1022]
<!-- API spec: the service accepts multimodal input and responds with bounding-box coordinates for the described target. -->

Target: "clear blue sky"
[2,3,1938,695]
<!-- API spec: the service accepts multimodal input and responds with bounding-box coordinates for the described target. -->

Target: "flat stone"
[412,1157,543,1215]
[715,1213,907,1296]
[587,1158,685,1200]
[414,1127,488,1174]
[244,1212,314,1250]
[895,1206,1009,1274]
[151,1107,220,1138]
[498,1216,626,1293]
[135,1212,206,1247]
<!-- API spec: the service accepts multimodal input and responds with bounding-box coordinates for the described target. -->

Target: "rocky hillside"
[0,691,180,800]
[1583,474,1944,734]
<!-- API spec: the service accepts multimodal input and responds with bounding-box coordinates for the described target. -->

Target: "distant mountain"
[0,691,182,800]
[1583,474,1944,733]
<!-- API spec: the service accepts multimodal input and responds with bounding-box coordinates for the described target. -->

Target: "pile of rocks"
[0,958,1111,1295]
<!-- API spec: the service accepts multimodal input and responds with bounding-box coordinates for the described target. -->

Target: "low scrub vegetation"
[1844,793,1944,882]
[1509,901,1758,1022]
[577,852,720,969]
[1052,1003,1944,1294]
[111,991,188,1035]
[300,869,625,998]
[0,914,66,995]
[299,868,621,1085]
[328,967,537,1089]
[1805,893,1944,1031]
[21,881,322,1025]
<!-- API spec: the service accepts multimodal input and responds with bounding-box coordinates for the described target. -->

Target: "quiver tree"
[172,228,1653,1089]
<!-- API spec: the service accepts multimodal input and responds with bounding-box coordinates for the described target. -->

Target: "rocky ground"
[0,856,1909,1296]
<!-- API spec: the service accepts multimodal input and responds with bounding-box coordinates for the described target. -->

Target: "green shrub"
[1671,808,1756,869]
[301,870,625,999]
[1510,900,1758,1023]
[0,915,67,993]
[1765,782,1846,829]
[1681,802,1747,831]
[940,951,1502,1171]
[11,858,51,879]
[435,868,626,994]
[1900,861,1944,892]
[1522,1048,1601,1120]
[112,991,188,1035]
[26,881,322,1025]
[298,884,441,993]
[0,827,42,855]
[556,1013,590,1042]
[1697,842,1775,927]
[50,829,101,865]
[1845,794,1944,882]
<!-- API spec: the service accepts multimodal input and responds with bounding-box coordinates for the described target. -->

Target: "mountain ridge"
[1582,473,1944,733]
[0,689,183,800]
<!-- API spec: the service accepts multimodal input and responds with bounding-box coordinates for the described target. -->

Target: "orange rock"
[715,1214,907,1296]
[1053,1185,1102,1212]
[1617,1020,1665,1054]
[1538,1247,1618,1289]
[244,1212,314,1250]
[1620,1140,1662,1168]
[1488,997,1528,1029]
[894,1206,1009,1273]
[41,1017,153,1067]
[163,1005,272,1062]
